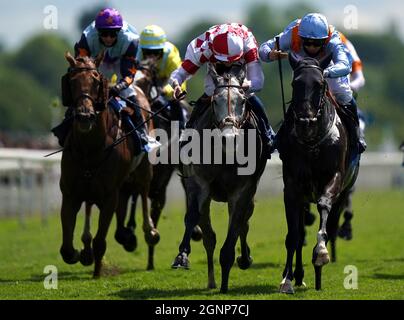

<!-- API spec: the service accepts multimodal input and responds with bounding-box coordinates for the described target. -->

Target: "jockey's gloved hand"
[323,69,330,78]
[109,80,129,97]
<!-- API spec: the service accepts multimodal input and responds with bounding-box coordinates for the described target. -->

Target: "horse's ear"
[319,52,333,70]
[95,50,105,68]
[65,51,76,67]
[288,52,301,70]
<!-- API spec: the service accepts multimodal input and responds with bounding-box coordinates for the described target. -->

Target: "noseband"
[212,81,247,129]
[291,63,336,149]
[67,66,104,118]
[291,64,327,122]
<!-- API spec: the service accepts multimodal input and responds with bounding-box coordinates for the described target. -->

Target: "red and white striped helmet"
[212,25,244,62]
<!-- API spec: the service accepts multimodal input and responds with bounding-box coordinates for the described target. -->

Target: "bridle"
[211,76,247,129]
[64,65,107,118]
[290,63,336,149]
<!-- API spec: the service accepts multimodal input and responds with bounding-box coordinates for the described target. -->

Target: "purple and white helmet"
[95,8,123,29]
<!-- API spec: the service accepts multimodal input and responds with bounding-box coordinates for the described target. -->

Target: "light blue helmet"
[298,13,329,39]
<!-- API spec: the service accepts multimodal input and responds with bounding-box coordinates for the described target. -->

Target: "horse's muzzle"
[74,110,96,123]
[298,117,318,125]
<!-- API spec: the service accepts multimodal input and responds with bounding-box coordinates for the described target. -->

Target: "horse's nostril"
[76,112,94,122]
[298,117,317,125]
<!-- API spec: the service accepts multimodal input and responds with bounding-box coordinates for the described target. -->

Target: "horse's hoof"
[295,281,307,289]
[236,256,253,270]
[338,224,352,240]
[115,228,138,252]
[145,229,160,246]
[191,225,203,241]
[220,287,228,294]
[279,278,295,294]
[60,248,80,265]
[146,264,154,271]
[171,252,190,269]
[314,249,330,267]
[79,248,94,266]
[208,281,217,289]
[123,234,137,252]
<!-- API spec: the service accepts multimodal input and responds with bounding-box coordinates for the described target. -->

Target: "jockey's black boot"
[51,107,74,147]
[343,98,366,154]
[127,95,149,154]
[247,95,275,159]
[185,93,210,129]
[170,99,186,130]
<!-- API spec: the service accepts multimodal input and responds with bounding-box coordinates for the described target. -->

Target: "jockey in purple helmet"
[52,8,157,153]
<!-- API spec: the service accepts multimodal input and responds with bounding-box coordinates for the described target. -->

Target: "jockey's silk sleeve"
[325,33,351,78]
[350,70,365,92]
[259,21,296,62]
[120,41,138,85]
[246,61,264,93]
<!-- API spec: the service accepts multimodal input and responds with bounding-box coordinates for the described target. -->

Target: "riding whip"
[275,36,287,118]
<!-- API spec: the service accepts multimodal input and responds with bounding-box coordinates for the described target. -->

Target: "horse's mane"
[75,56,96,67]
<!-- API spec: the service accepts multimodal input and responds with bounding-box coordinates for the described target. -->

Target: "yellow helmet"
[140,25,167,50]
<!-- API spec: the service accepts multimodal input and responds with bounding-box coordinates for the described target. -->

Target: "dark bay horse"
[172,68,267,293]
[277,53,360,293]
[114,57,201,270]
[59,52,157,277]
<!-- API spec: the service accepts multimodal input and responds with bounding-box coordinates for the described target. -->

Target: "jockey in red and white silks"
[169,23,264,97]
[169,23,275,158]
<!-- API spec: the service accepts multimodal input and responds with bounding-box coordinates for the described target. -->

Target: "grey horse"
[173,67,268,293]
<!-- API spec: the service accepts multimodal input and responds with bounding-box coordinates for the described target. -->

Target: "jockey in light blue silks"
[52,8,157,154]
[259,13,366,154]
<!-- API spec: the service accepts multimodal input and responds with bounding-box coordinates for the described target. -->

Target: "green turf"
[0,190,403,300]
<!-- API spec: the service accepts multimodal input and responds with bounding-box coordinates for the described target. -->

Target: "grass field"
[0,190,403,300]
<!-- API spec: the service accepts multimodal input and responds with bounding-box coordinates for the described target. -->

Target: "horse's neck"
[320,98,336,132]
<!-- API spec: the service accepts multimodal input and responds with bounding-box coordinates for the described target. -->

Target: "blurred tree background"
[0,2,402,149]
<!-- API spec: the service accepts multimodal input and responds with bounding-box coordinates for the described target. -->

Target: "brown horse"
[114,57,201,270]
[59,52,158,277]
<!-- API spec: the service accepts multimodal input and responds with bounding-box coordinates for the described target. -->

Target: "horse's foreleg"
[141,191,160,247]
[115,187,137,252]
[60,196,82,265]
[280,184,302,294]
[79,202,94,266]
[180,176,203,242]
[338,186,355,240]
[126,192,138,232]
[198,195,215,289]
[220,194,254,293]
[314,171,343,290]
[236,200,254,271]
[93,194,117,278]
[294,205,306,287]
[172,177,201,269]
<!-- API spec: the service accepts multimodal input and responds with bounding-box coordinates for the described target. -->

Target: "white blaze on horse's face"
[212,76,246,138]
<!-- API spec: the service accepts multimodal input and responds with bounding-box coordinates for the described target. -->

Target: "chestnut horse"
[59,52,158,277]
[114,57,201,270]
